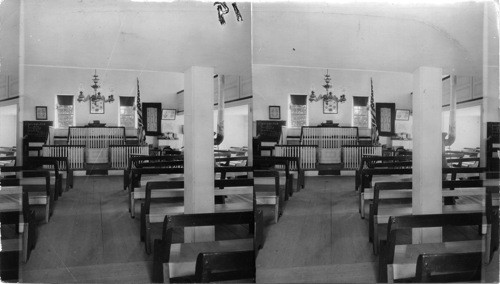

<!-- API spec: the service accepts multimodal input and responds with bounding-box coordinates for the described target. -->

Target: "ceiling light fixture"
[309,70,346,103]
[77,70,114,103]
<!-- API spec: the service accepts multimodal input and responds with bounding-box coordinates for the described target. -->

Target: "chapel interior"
[0,0,499,283]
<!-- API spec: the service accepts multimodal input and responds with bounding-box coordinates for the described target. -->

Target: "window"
[352,96,369,128]
[119,96,136,128]
[56,95,74,128]
[288,94,308,128]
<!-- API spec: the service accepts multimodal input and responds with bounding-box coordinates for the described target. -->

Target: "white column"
[480,2,500,174]
[412,66,443,243]
[183,66,215,242]
[17,0,25,167]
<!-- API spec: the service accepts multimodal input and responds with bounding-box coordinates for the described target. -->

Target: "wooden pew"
[378,212,489,283]
[124,155,183,191]
[369,180,487,254]
[142,177,254,254]
[129,164,185,218]
[152,210,262,283]
[30,156,74,190]
[254,156,297,199]
[359,167,487,218]
[358,167,412,218]
[0,190,37,263]
[129,165,253,218]
[254,170,283,224]
[355,155,412,192]
[414,252,482,283]
[194,250,255,283]
[3,161,63,201]
[1,171,53,223]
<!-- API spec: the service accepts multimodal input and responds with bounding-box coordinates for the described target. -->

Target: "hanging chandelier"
[309,70,346,103]
[77,70,114,103]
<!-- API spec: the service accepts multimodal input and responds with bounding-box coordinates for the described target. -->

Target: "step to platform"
[86,163,109,176]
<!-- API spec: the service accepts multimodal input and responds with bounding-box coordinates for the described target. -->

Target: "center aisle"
[256,175,377,283]
[20,175,152,283]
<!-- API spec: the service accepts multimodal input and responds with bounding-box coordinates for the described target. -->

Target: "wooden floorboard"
[17,174,499,283]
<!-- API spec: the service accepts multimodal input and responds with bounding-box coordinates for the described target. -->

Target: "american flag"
[137,78,146,145]
[370,78,379,145]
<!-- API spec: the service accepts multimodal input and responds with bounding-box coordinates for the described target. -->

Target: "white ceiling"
[22,0,252,76]
[253,1,498,76]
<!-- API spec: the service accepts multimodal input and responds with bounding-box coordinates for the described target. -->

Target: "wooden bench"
[194,250,255,283]
[142,177,255,254]
[124,155,184,191]
[414,252,482,283]
[378,212,490,283]
[129,166,253,218]
[254,170,283,224]
[129,165,185,218]
[0,190,37,263]
[355,155,412,192]
[359,167,487,218]
[254,156,297,199]
[358,167,412,218]
[30,156,74,190]
[152,210,262,283]
[2,164,62,201]
[369,180,488,254]
[1,171,53,223]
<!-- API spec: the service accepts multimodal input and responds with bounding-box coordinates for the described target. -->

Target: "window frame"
[55,95,75,129]
[287,94,309,129]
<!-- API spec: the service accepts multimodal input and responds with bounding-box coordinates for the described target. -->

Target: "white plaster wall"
[215,113,248,150]
[252,65,413,131]
[0,114,17,147]
[23,66,183,128]
[442,108,481,150]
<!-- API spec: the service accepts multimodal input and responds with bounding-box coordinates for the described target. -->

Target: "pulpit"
[68,126,126,165]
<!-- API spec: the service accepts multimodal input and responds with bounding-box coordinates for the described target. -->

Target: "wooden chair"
[413,252,482,283]
[152,210,263,283]
[194,250,255,283]
[378,212,487,283]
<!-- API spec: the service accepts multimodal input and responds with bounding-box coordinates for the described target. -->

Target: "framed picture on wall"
[376,103,396,136]
[395,109,410,121]
[142,102,162,136]
[323,99,338,114]
[269,105,281,119]
[90,100,104,114]
[35,106,47,120]
[162,109,176,120]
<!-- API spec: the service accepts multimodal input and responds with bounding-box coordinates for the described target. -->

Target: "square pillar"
[412,66,443,243]
[183,66,215,242]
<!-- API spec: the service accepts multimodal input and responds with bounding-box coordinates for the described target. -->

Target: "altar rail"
[342,145,383,170]
[300,126,359,148]
[68,127,126,148]
[109,145,149,169]
[42,144,149,170]
[42,145,86,170]
[274,145,318,170]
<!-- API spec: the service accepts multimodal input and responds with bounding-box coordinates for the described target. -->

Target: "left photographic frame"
[35,106,47,120]
[269,105,281,119]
